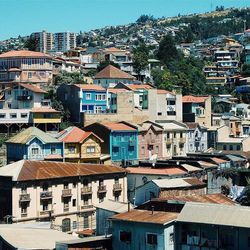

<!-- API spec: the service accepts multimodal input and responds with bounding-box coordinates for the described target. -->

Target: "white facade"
[54,32,76,53]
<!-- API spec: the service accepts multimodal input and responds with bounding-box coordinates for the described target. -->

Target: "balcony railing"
[113,183,122,192]
[40,210,53,216]
[62,189,72,197]
[81,204,94,210]
[19,194,31,202]
[97,185,107,193]
[81,186,92,195]
[40,191,52,200]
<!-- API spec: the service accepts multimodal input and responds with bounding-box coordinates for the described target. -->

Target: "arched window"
[62,218,71,232]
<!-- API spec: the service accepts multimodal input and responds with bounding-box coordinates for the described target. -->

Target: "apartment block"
[54,32,76,53]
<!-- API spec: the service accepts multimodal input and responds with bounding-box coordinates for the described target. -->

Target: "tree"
[132,42,149,80]
[24,37,39,51]
[136,15,154,24]
[242,63,250,77]
[54,72,85,85]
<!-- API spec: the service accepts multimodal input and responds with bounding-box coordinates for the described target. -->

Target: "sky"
[0,0,249,40]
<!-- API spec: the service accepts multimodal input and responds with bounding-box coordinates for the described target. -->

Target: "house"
[134,178,206,206]
[0,83,61,133]
[95,200,132,235]
[84,121,138,165]
[182,95,212,127]
[0,224,76,250]
[155,120,188,158]
[136,121,164,160]
[0,50,53,86]
[57,84,107,124]
[56,126,104,163]
[175,202,250,250]
[94,65,136,88]
[0,160,127,232]
[185,123,208,153]
[110,209,178,250]
[6,127,63,163]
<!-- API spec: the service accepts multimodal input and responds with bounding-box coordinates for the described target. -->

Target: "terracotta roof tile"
[111,209,178,225]
[102,122,136,131]
[127,84,153,91]
[0,50,51,58]
[182,95,208,103]
[127,167,186,176]
[157,89,174,94]
[18,83,47,93]
[74,84,105,91]
[211,157,229,164]
[95,65,135,80]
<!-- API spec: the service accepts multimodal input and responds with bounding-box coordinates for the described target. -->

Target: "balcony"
[167,111,176,116]
[62,189,72,197]
[17,95,33,101]
[81,186,92,195]
[97,185,107,194]
[40,191,52,200]
[63,204,69,212]
[81,204,94,210]
[39,210,53,216]
[113,183,122,192]
[19,194,31,202]
[166,138,172,145]
[179,138,186,144]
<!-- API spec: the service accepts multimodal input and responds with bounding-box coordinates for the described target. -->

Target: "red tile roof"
[0,50,51,58]
[103,122,137,131]
[111,209,178,225]
[127,167,186,176]
[211,157,229,164]
[104,47,125,53]
[59,126,103,143]
[18,83,47,93]
[31,108,60,113]
[157,89,174,94]
[127,84,153,91]
[74,84,105,91]
[182,95,208,103]
[95,65,136,80]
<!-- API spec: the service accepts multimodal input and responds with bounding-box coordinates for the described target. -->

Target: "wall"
[81,135,102,162]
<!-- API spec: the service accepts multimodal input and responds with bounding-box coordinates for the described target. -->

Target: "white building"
[54,32,76,53]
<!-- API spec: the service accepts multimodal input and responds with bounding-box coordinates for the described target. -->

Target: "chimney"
[151,206,154,215]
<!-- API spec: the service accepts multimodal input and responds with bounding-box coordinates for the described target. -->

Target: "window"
[28,72,32,78]
[0,114,5,118]
[86,146,95,153]
[147,233,158,245]
[68,146,76,154]
[51,145,56,154]
[173,132,176,138]
[95,106,103,113]
[21,185,27,194]
[64,199,69,210]
[223,145,227,151]
[157,112,162,116]
[21,113,28,118]
[63,182,69,189]
[114,193,119,201]
[166,132,170,139]
[21,204,27,214]
[86,93,91,100]
[42,182,49,191]
[180,132,183,138]
[169,233,174,244]
[31,148,39,155]
[42,202,48,211]
[83,197,89,205]
[72,221,77,230]
[72,199,76,207]
[83,214,89,228]
[120,231,131,242]
[10,113,17,119]
[7,103,11,109]
[95,94,105,101]
[236,145,241,151]
[229,145,233,151]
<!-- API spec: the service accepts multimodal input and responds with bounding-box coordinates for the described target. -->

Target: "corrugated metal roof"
[95,200,133,213]
[177,202,250,228]
[111,209,178,225]
[0,160,126,181]
[6,127,60,144]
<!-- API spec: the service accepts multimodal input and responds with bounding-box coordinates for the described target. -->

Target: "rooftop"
[18,83,47,93]
[177,202,250,228]
[0,160,126,181]
[111,209,178,225]
[126,84,153,91]
[0,50,51,58]
[182,95,208,103]
[95,65,135,80]
[127,167,186,176]
[95,200,133,213]
[102,122,137,131]
[6,127,60,144]
[74,84,105,91]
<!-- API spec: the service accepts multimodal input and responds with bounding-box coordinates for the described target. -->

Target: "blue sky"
[0,0,249,40]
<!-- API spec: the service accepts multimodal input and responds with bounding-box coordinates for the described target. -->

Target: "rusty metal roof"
[0,160,126,181]
[111,209,178,225]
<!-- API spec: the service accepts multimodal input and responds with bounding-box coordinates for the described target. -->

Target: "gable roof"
[0,50,51,58]
[0,160,126,181]
[95,65,135,80]
[6,127,60,144]
[177,202,250,228]
[74,84,105,91]
[126,84,153,91]
[155,120,188,131]
[18,83,47,93]
[57,126,103,143]
[182,95,208,103]
[111,209,178,225]
[102,122,137,131]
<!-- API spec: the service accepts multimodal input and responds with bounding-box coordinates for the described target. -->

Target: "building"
[182,95,212,127]
[95,200,132,235]
[94,65,136,88]
[6,127,63,163]
[84,121,138,165]
[54,32,76,53]
[134,178,206,206]
[31,30,54,53]
[136,121,164,160]
[0,50,53,86]
[0,160,127,232]
[175,202,250,250]
[185,123,208,153]
[57,84,107,124]
[56,126,104,164]
[110,209,178,250]
[155,120,188,158]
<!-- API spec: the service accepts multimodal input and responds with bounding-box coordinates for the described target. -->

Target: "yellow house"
[57,126,106,163]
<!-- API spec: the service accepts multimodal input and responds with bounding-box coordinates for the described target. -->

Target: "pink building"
[137,121,164,160]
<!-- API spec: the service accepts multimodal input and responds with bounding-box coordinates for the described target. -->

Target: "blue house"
[84,121,138,164]
[110,209,177,250]
[6,127,63,163]
[56,84,107,124]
